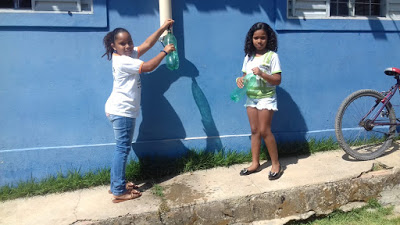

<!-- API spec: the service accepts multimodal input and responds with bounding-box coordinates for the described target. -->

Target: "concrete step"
[1,149,400,225]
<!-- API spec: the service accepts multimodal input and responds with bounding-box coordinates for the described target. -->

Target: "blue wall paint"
[1,0,400,186]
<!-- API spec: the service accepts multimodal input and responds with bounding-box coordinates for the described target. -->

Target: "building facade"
[1,0,400,186]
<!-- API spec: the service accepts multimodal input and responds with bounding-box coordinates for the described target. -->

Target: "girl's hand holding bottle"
[162,19,174,31]
[236,76,244,88]
[231,73,257,102]
[163,43,175,54]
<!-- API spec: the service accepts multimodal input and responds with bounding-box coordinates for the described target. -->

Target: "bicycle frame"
[361,76,400,128]
[335,68,400,160]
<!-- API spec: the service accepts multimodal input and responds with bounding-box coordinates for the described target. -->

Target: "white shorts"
[245,95,278,111]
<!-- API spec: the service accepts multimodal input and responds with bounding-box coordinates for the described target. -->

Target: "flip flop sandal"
[268,165,283,180]
[108,181,139,194]
[126,182,139,189]
[112,189,142,203]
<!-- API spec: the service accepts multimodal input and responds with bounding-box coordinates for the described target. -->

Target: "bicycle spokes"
[335,89,396,160]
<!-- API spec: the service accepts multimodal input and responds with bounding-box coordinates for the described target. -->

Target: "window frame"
[0,0,106,28]
[276,1,400,31]
[287,0,399,19]
[0,0,92,13]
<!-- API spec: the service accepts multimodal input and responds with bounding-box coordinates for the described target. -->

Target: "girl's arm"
[236,73,246,88]
[262,72,281,85]
[137,19,174,58]
[252,67,281,85]
[141,44,175,73]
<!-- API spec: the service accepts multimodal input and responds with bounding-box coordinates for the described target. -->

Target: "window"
[288,0,400,19]
[0,0,105,27]
[330,0,350,16]
[0,0,31,10]
[0,0,92,13]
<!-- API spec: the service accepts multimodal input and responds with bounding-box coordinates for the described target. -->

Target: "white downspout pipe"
[159,0,172,39]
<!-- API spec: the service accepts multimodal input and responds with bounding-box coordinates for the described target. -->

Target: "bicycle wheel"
[335,89,396,160]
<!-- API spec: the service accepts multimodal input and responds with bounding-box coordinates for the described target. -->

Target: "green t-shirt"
[241,51,282,99]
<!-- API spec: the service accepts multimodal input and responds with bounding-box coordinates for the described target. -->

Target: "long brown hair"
[102,28,130,60]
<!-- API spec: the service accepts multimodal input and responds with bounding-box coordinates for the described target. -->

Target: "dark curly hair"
[102,28,130,60]
[244,22,278,56]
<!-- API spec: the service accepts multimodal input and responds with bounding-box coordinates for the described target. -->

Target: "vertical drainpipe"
[159,0,172,39]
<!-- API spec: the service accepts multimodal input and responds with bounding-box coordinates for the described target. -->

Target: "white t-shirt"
[242,51,282,83]
[105,47,144,118]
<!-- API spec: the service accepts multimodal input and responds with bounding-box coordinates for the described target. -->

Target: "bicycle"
[335,67,400,160]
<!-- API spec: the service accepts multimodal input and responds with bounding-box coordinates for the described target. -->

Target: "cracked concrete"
[1,149,400,225]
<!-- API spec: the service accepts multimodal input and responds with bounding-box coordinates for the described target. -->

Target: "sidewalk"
[1,149,400,225]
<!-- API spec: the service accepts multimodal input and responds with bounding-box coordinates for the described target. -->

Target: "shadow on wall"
[133,64,189,159]
[133,59,223,160]
[107,0,277,23]
[191,76,223,152]
[368,20,387,40]
[133,0,224,162]
[272,87,309,156]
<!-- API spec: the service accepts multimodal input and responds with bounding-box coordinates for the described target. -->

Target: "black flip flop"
[240,167,259,176]
[268,165,283,180]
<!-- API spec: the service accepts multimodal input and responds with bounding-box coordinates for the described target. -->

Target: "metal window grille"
[330,0,350,16]
[0,0,92,12]
[354,0,381,16]
[0,0,31,9]
[288,0,386,18]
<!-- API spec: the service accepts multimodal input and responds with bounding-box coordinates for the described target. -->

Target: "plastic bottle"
[163,29,179,70]
[230,73,257,102]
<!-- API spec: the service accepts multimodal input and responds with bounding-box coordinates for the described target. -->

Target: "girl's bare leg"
[246,107,261,171]
[258,109,280,173]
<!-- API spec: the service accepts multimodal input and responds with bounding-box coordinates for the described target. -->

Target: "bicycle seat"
[384,67,400,76]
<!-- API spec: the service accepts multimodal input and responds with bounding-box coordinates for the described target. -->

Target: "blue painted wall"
[1,0,400,186]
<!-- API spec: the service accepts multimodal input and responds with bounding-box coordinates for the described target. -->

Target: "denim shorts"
[245,95,278,111]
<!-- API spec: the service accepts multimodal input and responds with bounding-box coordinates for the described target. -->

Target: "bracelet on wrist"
[161,50,168,55]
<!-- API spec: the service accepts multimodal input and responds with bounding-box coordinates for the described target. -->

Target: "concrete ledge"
[93,168,400,225]
[2,150,400,225]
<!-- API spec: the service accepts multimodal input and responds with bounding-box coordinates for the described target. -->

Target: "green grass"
[346,134,392,148]
[151,184,165,198]
[0,137,342,201]
[0,169,111,201]
[289,199,400,225]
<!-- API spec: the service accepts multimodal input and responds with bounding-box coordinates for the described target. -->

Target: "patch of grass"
[307,137,340,154]
[343,134,393,151]
[289,199,400,225]
[273,137,339,157]
[151,184,164,198]
[0,137,341,201]
[179,149,253,173]
[0,168,110,201]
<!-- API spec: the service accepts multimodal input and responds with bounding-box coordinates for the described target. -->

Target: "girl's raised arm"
[141,43,175,73]
[138,19,174,58]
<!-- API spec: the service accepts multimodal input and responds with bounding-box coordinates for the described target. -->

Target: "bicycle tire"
[335,89,396,160]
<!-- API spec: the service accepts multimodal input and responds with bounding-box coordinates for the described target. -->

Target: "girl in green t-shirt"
[236,22,283,180]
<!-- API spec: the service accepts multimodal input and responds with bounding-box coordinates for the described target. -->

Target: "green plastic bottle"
[163,29,179,70]
[230,73,257,102]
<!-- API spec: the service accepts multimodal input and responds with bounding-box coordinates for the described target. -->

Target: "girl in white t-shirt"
[102,19,175,203]
[236,22,283,180]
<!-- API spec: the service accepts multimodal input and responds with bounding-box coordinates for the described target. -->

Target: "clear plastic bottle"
[230,73,257,102]
[163,29,179,70]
